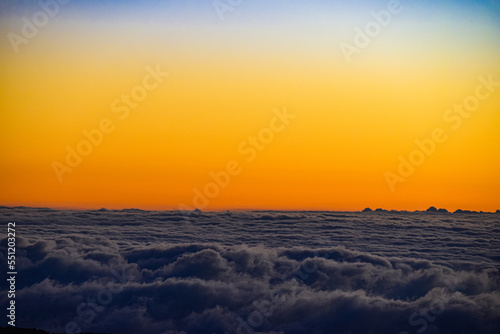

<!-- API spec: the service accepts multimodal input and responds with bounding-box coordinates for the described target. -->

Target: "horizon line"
[0,205,498,214]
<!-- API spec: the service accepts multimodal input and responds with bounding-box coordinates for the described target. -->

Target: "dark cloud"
[1,207,499,333]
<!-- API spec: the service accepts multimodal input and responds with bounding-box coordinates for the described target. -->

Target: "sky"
[0,0,499,211]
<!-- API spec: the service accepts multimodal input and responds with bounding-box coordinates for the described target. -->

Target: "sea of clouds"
[1,207,499,334]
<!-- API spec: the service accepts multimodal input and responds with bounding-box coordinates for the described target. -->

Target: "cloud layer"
[1,207,499,333]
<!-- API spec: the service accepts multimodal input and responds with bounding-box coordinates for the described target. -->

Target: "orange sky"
[1,1,499,212]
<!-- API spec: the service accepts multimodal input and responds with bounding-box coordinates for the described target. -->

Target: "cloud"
[1,207,499,333]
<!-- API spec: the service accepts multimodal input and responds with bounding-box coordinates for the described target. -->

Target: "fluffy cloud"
[0,207,499,333]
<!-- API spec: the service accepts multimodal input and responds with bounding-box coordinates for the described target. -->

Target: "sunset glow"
[1,0,499,211]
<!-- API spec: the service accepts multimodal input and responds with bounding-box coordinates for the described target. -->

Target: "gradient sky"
[1,0,499,211]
